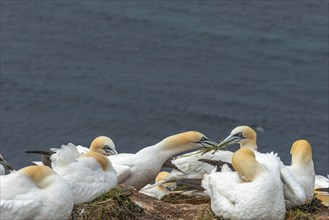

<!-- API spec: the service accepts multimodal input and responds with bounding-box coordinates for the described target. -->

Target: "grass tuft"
[196,206,221,220]
[285,197,326,220]
[69,187,144,220]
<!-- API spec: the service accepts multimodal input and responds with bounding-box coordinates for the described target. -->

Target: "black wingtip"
[25,150,54,156]
[315,187,329,193]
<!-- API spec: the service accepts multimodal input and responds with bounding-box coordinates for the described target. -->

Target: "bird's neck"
[137,139,198,164]
[291,156,314,172]
[240,140,257,150]
[158,138,198,158]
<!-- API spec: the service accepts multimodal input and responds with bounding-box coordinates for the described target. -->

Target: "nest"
[69,187,144,220]
[69,184,328,220]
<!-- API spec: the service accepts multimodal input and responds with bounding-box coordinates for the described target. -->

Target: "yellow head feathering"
[20,165,54,187]
[90,136,114,155]
[164,131,204,148]
[231,126,257,148]
[290,139,313,164]
[155,171,170,182]
[232,148,262,181]
[82,151,110,171]
[236,126,257,140]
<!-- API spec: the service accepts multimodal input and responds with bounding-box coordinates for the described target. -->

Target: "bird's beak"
[0,157,14,171]
[199,137,218,148]
[217,134,242,148]
[110,149,119,155]
[103,145,119,156]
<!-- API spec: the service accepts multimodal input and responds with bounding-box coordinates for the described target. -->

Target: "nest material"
[69,185,328,220]
[69,186,144,220]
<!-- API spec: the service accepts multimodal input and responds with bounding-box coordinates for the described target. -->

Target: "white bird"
[315,175,329,189]
[0,165,74,220]
[144,150,233,191]
[217,125,258,150]
[314,175,329,206]
[147,126,258,191]
[202,147,286,220]
[109,131,217,190]
[74,136,118,155]
[139,171,177,200]
[218,127,317,208]
[26,136,118,167]
[280,140,315,208]
[216,126,286,176]
[0,154,15,175]
[50,144,117,204]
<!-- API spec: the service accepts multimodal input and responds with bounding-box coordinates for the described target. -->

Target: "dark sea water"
[1,1,328,175]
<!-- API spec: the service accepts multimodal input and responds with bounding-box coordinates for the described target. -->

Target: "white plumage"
[108,131,217,190]
[0,165,74,220]
[280,140,315,208]
[315,175,329,189]
[145,150,233,190]
[314,175,329,206]
[51,144,117,204]
[139,171,177,200]
[26,136,118,204]
[202,148,285,220]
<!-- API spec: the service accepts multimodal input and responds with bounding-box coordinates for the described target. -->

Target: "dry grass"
[285,197,328,220]
[69,185,328,220]
[195,206,221,220]
[162,193,210,205]
[69,187,144,220]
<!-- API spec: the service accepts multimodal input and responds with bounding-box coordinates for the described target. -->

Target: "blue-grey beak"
[217,134,243,148]
[103,145,118,156]
[198,136,218,148]
[0,154,15,171]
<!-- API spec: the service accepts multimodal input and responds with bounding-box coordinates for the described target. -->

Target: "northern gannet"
[280,140,315,208]
[216,126,284,174]
[0,154,15,175]
[74,136,118,155]
[147,126,257,190]
[217,125,257,150]
[202,148,285,220]
[109,131,217,190]
[170,125,259,177]
[26,136,118,166]
[0,165,74,220]
[139,171,177,200]
[314,175,329,206]
[143,150,233,191]
[50,144,117,204]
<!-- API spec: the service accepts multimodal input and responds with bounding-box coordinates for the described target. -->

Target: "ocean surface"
[1,1,328,175]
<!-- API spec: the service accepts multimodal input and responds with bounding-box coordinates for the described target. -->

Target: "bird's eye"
[236,132,243,137]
